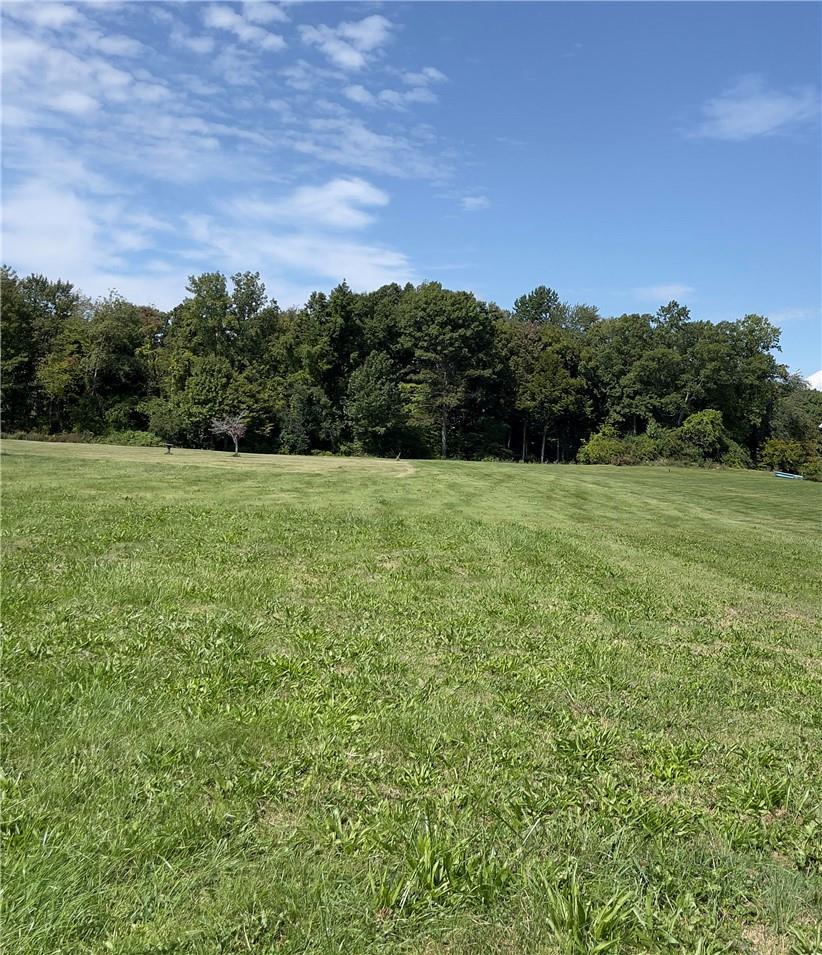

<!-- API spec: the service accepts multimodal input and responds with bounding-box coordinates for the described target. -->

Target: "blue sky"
[2,1,820,379]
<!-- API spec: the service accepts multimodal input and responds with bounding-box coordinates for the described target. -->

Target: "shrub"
[3,430,162,448]
[760,438,807,474]
[579,431,660,465]
[105,401,141,432]
[141,398,185,444]
[721,440,753,470]
[623,434,657,463]
[337,441,367,457]
[653,429,702,464]
[15,431,97,444]
[800,457,822,482]
[679,409,726,459]
[577,432,628,465]
[578,415,758,470]
[96,430,163,448]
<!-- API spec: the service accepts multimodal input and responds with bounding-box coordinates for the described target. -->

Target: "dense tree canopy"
[2,265,818,471]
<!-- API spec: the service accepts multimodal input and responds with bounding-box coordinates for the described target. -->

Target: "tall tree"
[401,283,494,458]
[345,351,405,454]
[512,285,561,325]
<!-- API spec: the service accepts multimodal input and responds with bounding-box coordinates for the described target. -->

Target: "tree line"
[2,267,820,474]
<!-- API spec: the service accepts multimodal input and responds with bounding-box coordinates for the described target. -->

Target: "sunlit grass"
[2,440,820,953]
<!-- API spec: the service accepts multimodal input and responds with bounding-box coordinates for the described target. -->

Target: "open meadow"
[2,440,820,954]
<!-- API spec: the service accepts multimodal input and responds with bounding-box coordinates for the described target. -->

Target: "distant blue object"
[774,471,804,480]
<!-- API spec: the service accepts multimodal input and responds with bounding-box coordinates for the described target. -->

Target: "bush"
[105,400,141,432]
[679,409,726,459]
[623,434,657,463]
[577,432,629,465]
[577,431,656,465]
[96,430,163,448]
[654,430,703,464]
[800,457,822,482]
[10,431,97,444]
[760,438,807,474]
[578,414,755,470]
[721,441,753,470]
[3,430,162,448]
[337,441,367,457]
[141,398,185,444]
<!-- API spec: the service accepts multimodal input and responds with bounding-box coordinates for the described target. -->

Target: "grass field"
[2,440,820,954]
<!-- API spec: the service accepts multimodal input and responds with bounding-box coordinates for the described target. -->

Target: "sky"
[2,1,821,379]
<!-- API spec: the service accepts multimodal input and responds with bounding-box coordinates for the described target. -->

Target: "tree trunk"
[441,407,448,459]
[521,419,527,463]
[677,389,692,426]
[540,424,547,464]
[232,436,239,456]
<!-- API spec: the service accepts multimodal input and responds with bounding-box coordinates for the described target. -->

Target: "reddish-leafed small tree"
[210,414,247,456]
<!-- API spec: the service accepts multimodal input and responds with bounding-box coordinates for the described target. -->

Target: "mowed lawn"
[2,440,820,954]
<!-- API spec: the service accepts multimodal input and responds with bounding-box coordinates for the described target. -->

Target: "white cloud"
[3,2,83,29]
[149,7,215,54]
[3,179,99,277]
[180,74,221,96]
[51,90,100,115]
[171,29,216,55]
[299,26,365,71]
[3,4,142,57]
[379,87,437,108]
[78,29,143,57]
[337,15,393,52]
[343,84,375,106]
[807,370,822,391]
[461,195,490,212]
[226,177,389,230]
[299,14,393,71]
[212,44,263,86]
[634,283,695,301]
[1,34,44,75]
[243,2,288,25]
[202,5,286,51]
[2,175,412,310]
[281,58,335,91]
[692,76,820,141]
[289,117,448,179]
[344,83,438,110]
[268,97,297,122]
[768,307,820,323]
[0,3,437,308]
[2,178,173,287]
[181,213,415,300]
[402,66,447,86]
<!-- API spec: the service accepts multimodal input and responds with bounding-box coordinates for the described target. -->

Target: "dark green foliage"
[578,410,766,468]
[399,282,496,458]
[678,409,727,458]
[0,269,803,464]
[761,439,810,474]
[801,457,822,481]
[578,429,658,465]
[279,376,339,453]
[345,351,405,454]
